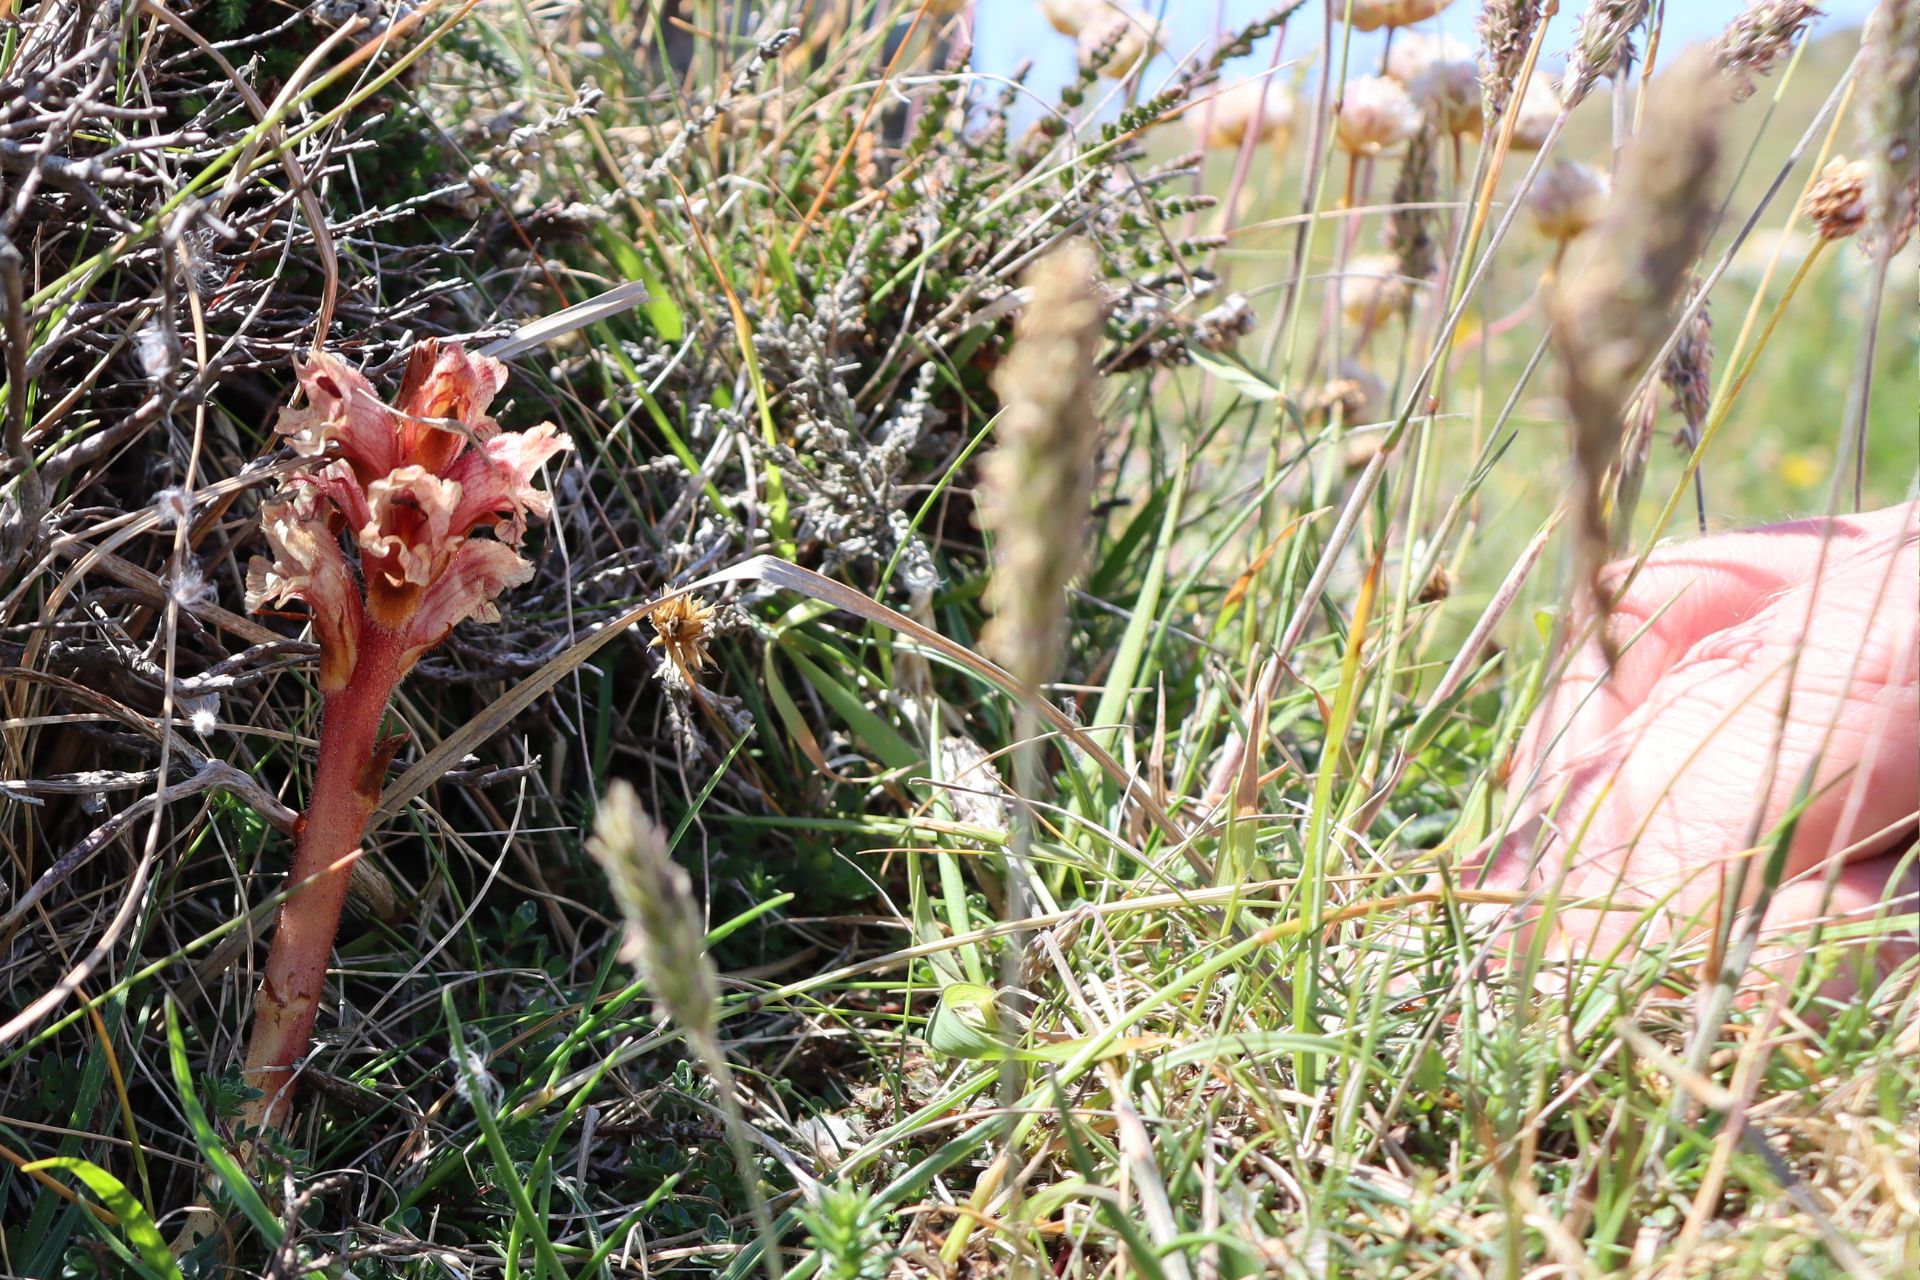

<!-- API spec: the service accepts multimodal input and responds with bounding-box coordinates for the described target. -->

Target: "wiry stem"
[238,634,403,1139]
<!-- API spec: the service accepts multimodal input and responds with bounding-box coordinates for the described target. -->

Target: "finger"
[1489,533,1917,962]
[1513,502,1919,781]
[1744,851,1918,1007]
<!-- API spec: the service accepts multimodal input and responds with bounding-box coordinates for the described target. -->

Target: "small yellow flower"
[1777,450,1823,489]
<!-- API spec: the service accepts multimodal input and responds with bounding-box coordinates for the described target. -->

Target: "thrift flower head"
[1408,53,1484,137]
[1339,253,1414,328]
[1077,6,1161,78]
[1338,0,1456,31]
[1505,75,1562,151]
[1385,32,1470,86]
[1040,0,1102,34]
[1190,79,1295,152]
[1527,159,1611,242]
[247,340,571,690]
[1336,76,1423,156]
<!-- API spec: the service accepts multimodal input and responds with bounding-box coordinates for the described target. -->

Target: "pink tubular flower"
[246,340,568,678]
[238,339,568,1140]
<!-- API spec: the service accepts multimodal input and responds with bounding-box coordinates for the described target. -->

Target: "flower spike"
[238,340,567,1143]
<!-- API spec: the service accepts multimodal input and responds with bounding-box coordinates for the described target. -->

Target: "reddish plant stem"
[239,633,402,1138]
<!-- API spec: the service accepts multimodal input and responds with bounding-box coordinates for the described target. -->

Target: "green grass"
[0,4,1914,1279]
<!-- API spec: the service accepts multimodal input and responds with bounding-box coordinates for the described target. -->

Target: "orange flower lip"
[248,341,571,688]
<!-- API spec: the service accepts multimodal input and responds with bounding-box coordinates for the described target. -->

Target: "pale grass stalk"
[587,782,782,1280]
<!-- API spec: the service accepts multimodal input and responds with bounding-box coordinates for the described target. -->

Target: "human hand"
[1475,502,1918,999]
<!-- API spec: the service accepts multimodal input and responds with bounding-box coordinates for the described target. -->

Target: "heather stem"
[239,634,403,1140]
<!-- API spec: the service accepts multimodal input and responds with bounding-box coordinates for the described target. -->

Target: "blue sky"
[969,1,1879,105]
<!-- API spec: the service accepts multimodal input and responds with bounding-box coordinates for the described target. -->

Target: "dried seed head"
[587,781,718,1038]
[981,241,1107,688]
[1802,156,1873,239]
[650,593,717,686]
[1387,130,1440,284]
[1661,290,1714,444]
[1479,0,1547,115]
[1337,0,1457,32]
[1316,362,1389,431]
[1527,160,1612,241]
[1190,78,1295,152]
[1339,253,1415,329]
[1194,292,1259,351]
[1855,0,1920,256]
[1713,1,1823,102]
[1563,0,1651,106]
[1418,563,1454,603]
[1551,50,1726,582]
[1336,76,1424,157]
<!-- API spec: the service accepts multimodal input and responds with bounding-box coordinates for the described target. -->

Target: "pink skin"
[1476,502,1918,994]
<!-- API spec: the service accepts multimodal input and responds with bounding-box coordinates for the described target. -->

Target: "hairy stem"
[239,636,402,1139]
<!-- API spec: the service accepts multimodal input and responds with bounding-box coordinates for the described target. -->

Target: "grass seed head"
[587,781,717,1039]
[1478,0,1547,114]
[1855,0,1920,256]
[981,240,1106,688]
[1551,49,1725,574]
[1563,0,1651,106]
[1803,156,1874,239]
[1388,129,1441,283]
[1661,290,1714,444]
[1713,1,1824,102]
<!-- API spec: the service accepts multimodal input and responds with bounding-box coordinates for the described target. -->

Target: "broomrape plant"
[239,341,570,1137]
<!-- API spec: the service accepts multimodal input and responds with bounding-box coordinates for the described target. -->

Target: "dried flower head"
[1387,129,1440,283]
[1386,32,1470,85]
[1190,78,1295,152]
[1077,6,1161,79]
[980,241,1107,688]
[1315,362,1390,430]
[1336,76,1424,157]
[1418,563,1454,603]
[247,340,571,689]
[1527,160,1612,241]
[1563,0,1651,106]
[1410,53,1485,137]
[1661,290,1714,446]
[650,592,717,685]
[587,781,717,1039]
[1855,0,1920,256]
[1339,253,1415,329]
[1194,292,1259,351]
[1803,156,1873,239]
[1713,1,1823,102]
[1505,75,1563,151]
[1479,0,1547,114]
[1338,0,1456,32]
